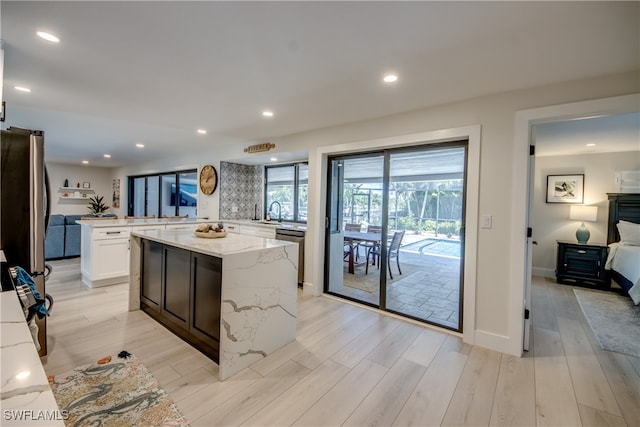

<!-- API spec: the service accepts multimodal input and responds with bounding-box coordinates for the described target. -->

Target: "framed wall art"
[112,178,120,208]
[546,174,584,204]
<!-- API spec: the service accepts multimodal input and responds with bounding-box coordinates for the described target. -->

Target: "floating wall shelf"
[58,187,95,200]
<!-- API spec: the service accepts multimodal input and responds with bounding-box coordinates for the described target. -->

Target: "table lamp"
[569,205,598,243]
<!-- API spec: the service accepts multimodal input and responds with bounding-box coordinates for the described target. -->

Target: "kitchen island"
[128,228,298,380]
[78,218,210,287]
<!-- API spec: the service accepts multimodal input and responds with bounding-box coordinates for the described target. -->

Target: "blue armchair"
[64,215,84,257]
[45,215,65,259]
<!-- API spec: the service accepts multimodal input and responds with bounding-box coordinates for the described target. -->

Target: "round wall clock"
[199,164,218,195]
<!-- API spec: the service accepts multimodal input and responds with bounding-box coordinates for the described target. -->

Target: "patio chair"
[366,230,405,279]
[344,223,363,261]
[362,225,382,265]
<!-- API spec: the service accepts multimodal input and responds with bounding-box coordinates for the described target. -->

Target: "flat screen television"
[170,183,197,206]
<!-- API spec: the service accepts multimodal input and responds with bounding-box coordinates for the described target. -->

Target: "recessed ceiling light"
[383,74,398,83]
[103,154,111,158]
[15,86,31,93]
[586,143,596,147]
[197,129,207,134]
[136,143,145,148]
[36,31,60,43]
[270,157,278,162]
[262,111,274,117]
[82,160,89,164]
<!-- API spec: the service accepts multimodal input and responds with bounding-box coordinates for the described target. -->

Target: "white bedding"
[605,243,640,305]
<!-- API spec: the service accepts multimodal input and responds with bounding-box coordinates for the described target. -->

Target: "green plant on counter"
[87,195,109,214]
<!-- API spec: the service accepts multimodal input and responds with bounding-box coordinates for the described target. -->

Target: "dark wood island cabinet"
[140,240,221,362]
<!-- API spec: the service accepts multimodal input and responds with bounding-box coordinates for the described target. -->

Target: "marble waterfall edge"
[220,244,298,380]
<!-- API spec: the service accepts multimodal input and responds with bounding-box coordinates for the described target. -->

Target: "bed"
[605,193,640,304]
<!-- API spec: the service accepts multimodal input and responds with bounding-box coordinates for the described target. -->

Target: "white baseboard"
[303,281,322,296]
[474,329,521,356]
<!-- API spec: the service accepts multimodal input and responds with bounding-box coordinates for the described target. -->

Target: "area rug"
[343,262,421,293]
[573,288,640,358]
[50,352,189,426]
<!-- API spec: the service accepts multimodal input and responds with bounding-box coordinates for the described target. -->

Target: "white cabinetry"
[239,224,276,239]
[223,222,240,234]
[81,226,132,287]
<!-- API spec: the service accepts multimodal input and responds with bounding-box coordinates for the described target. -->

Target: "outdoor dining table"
[343,230,382,274]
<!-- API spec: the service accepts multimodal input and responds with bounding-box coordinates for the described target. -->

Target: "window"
[128,169,197,218]
[265,162,307,223]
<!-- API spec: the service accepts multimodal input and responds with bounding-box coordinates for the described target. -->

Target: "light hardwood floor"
[42,258,639,426]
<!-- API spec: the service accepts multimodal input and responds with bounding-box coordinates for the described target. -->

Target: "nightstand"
[556,240,610,288]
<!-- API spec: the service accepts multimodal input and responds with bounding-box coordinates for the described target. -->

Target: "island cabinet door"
[190,253,222,352]
[141,239,163,310]
[162,246,191,330]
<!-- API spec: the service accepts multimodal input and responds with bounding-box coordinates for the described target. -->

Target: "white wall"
[532,151,640,277]
[112,70,639,356]
[46,162,115,215]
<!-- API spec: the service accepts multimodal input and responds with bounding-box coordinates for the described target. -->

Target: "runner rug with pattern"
[50,352,189,426]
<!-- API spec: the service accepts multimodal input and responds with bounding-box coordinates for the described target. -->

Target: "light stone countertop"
[77,217,307,232]
[221,219,308,231]
[130,228,296,258]
[0,291,64,426]
[76,218,211,228]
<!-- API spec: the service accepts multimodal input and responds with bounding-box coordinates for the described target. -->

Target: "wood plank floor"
[41,259,639,426]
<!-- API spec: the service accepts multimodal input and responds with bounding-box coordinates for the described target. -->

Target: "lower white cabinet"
[239,224,276,238]
[81,226,132,287]
[92,238,130,280]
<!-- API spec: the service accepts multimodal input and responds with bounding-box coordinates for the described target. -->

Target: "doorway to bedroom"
[324,142,467,332]
[517,94,640,352]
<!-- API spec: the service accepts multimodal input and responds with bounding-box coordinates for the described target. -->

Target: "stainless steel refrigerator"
[1,127,50,356]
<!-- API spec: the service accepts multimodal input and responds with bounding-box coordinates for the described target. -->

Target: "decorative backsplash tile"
[219,161,263,220]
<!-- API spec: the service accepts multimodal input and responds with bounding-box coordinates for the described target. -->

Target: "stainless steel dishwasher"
[275,228,305,286]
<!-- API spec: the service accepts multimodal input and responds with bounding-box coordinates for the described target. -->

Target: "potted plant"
[87,195,109,215]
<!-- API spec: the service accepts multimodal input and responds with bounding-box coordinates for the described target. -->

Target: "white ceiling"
[534,112,640,157]
[1,1,639,167]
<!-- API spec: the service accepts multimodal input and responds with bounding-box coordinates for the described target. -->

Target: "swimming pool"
[401,238,461,257]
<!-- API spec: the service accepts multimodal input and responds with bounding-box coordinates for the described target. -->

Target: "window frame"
[128,168,197,217]
[264,162,308,223]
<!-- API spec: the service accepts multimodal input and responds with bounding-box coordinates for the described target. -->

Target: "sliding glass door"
[325,142,467,331]
[326,154,384,306]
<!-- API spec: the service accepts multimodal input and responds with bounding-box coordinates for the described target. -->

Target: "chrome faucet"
[268,201,282,222]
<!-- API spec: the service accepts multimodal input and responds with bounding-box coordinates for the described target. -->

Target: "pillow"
[616,220,640,246]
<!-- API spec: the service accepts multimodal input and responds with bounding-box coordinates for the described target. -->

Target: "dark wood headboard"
[607,193,640,244]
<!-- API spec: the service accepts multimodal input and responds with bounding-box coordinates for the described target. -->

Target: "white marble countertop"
[77,218,210,228]
[131,228,296,258]
[222,219,307,231]
[0,291,64,425]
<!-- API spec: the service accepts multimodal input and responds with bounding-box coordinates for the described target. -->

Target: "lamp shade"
[569,205,598,222]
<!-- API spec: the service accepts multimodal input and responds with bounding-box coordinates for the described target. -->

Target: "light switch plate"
[481,215,492,229]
